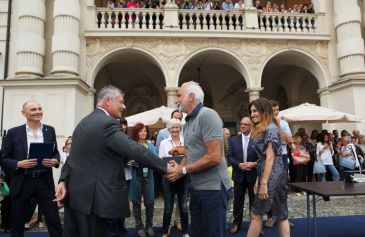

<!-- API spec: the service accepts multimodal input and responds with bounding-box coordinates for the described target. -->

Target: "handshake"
[165,146,186,182]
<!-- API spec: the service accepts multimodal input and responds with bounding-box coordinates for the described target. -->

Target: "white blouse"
[316,142,334,165]
[158,135,184,158]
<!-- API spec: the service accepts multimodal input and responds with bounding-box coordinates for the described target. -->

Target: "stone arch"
[87,46,169,88]
[175,47,253,88]
[258,48,329,89]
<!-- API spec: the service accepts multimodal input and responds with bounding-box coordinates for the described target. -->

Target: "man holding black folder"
[0,101,62,237]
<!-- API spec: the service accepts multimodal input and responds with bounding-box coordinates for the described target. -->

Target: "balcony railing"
[258,12,317,33]
[177,10,245,31]
[91,7,328,37]
[96,8,164,30]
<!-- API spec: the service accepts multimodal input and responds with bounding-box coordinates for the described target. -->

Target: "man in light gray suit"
[54,85,175,237]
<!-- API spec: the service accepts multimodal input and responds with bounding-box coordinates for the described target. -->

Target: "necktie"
[243,136,248,162]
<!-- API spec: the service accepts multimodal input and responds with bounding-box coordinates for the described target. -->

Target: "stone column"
[334,0,365,77]
[245,88,262,102]
[15,0,46,77]
[163,1,179,29]
[244,0,258,29]
[165,87,178,109]
[51,0,80,76]
[244,0,253,8]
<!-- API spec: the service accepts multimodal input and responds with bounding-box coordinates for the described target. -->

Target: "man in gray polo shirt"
[166,81,231,237]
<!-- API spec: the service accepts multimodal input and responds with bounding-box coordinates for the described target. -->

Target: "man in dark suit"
[228,117,258,235]
[54,85,174,237]
[1,101,62,237]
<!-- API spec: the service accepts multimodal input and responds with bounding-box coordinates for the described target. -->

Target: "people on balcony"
[221,0,233,11]
[233,0,244,11]
[263,1,273,12]
[272,3,279,12]
[254,0,263,11]
[102,0,315,15]
[203,0,213,10]
[107,0,116,8]
[212,0,221,10]
[279,4,287,13]
[180,0,193,9]
[193,0,203,10]
[127,0,139,8]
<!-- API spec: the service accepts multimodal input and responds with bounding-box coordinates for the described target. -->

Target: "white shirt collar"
[97,107,110,117]
[26,122,43,132]
[167,134,184,142]
[242,133,251,140]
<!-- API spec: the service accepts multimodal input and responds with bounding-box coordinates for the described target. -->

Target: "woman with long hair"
[316,133,340,182]
[291,133,310,193]
[130,123,156,237]
[246,98,290,237]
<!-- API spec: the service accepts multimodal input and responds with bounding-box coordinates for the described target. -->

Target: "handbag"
[339,157,356,170]
[0,182,9,197]
[313,158,326,174]
[291,145,310,165]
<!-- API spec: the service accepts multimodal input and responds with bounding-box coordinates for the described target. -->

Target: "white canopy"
[125,106,186,127]
[278,103,363,124]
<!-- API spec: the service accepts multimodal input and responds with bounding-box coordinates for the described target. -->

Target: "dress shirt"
[26,123,44,154]
[241,134,250,162]
[96,107,110,117]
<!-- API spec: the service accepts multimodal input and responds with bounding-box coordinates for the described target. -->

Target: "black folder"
[163,155,184,164]
[26,142,55,173]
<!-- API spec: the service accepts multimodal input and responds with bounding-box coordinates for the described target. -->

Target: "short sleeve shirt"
[280,119,291,155]
[184,106,231,191]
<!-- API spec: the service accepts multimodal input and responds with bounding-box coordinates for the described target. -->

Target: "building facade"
[0,0,365,145]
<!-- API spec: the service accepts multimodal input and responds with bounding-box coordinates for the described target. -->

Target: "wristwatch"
[182,166,187,175]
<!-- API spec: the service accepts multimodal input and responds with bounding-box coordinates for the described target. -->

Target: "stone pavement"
[23,191,365,232]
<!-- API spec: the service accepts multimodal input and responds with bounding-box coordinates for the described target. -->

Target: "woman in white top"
[316,133,340,182]
[60,136,72,164]
[233,0,244,11]
[159,118,189,237]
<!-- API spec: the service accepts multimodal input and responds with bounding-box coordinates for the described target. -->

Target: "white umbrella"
[279,103,363,124]
[126,106,186,127]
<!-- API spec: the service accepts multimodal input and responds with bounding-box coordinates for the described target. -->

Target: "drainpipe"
[1,0,13,137]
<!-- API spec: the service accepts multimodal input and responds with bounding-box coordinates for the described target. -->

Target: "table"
[288,181,365,237]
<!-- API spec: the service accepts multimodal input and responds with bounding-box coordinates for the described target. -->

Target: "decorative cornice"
[84,30,331,41]
[0,78,95,94]
[325,77,365,92]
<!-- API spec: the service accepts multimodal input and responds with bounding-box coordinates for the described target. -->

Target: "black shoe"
[229,223,240,235]
[323,196,330,201]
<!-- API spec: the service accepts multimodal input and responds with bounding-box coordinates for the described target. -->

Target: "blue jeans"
[162,177,189,234]
[320,165,340,182]
[132,175,154,229]
[190,184,229,237]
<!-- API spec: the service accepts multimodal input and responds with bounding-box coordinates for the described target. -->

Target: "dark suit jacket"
[0,124,60,197]
[60,109,167,219]
[228,134,258,183]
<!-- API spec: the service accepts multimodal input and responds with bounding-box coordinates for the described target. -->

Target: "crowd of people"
[0,82,363,237]
[99,0,315,30]
[104,0,315,13]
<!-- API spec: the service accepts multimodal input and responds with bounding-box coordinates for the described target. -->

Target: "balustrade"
[96,8,164,30]
[178,10,245,31]
[258,12,317,33]
[94,8,323,35]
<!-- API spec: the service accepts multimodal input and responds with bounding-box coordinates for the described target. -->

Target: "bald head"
[22,100,41,111]
[240,117,252,135]
[353,129,360,137]
[21,100,43,124]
